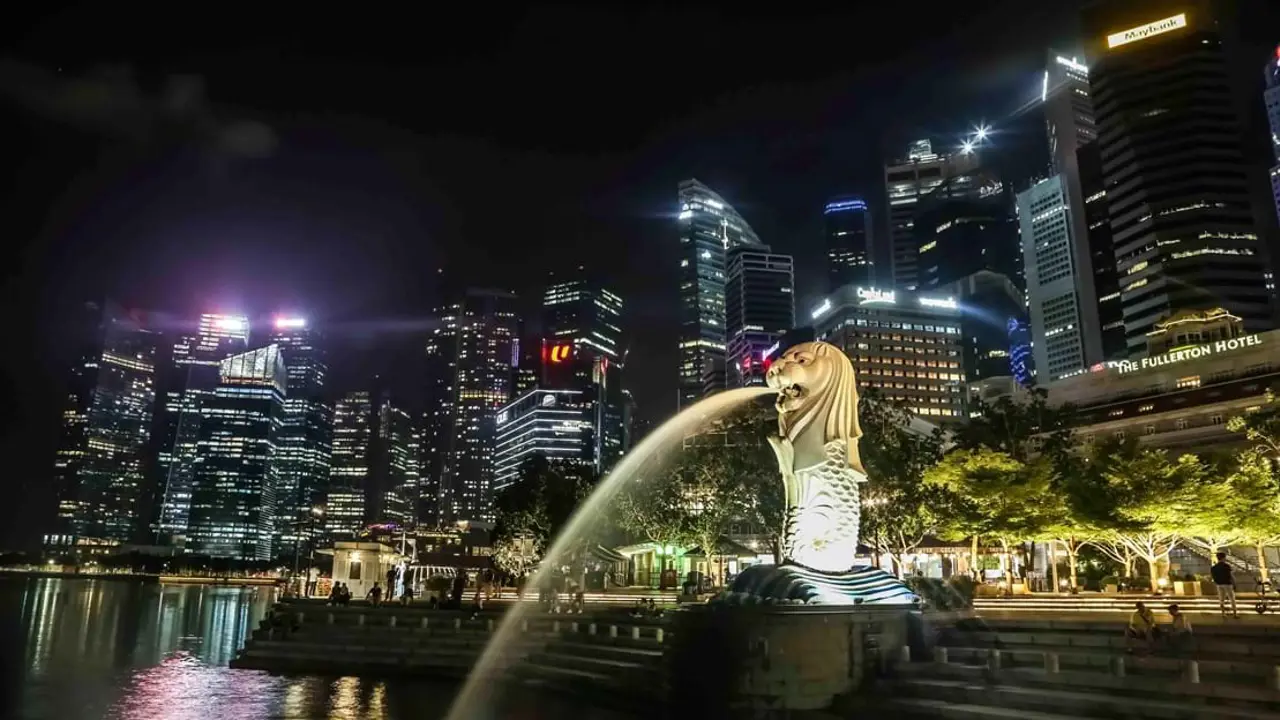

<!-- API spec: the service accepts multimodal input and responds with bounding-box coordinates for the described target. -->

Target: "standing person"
[386,567,398,603]
[1211,553,1239,618]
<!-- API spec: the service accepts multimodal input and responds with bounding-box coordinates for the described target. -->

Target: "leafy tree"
[859,392,950,577]
[924,448,1055,585]
[612,468,686,569]
[1081,438,1204,591]
[1227,449,1280,582]
[955,388,1076,463]
[490,456,594,575]
[1227,388,1280,458]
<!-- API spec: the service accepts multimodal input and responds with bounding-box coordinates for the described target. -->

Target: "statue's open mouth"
[774,381,807,409]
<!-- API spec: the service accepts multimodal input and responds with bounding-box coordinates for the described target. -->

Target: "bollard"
[389,616,397,628]
[327,613,335,625]
[296,612,305,626]
[571,622,579,634]
[609,625,618,639]
[487,619,495,632]
[588,623,597,636]
[900,645,912,664]
[1185,660,1200,684]
[357,614,366,627]
[1271,666,1280,691]
[453,617,461,631]
[936,647,948,665]
[521,619,529,633]
[553,621,561,633]
[420,617,429,630]
[631,626,641,641]
[1044,652,1059,674]
[988,649,1001,671]
[655,628,665,644]
[1111,656,1125,678]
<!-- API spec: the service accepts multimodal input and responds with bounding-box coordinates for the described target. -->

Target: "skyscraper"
[1266,45,1280,228]
[1081,2,1275,355]
[1078,142,1126,360]
[186,345,286,561]
[1027,50,1107,372]
[677,179,765,407]
[542,269,626,469]
[424,289,519,524]
[325,390,372,538]
[155,313,249,545]
[50,301,159,549]
[267,316,332,557]
[371,394,415,526]
[914,168,1020,290]
[1018,176,1091,382]
[725,248,795,387]
[884,140,980,290]
[824,197,873,290]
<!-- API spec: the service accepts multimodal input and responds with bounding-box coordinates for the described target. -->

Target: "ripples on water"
[1,577,632,720]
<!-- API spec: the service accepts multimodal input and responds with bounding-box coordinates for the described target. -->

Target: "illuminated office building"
[1078,142,1126,360]
[824,197,873,290]
[884,140,980,290]
[677,178,766,407]
[492,388,595,492]
[186,345,286,561]
[915,168,1019,290]
[543,269,627,467]
[1081,2,1275,355]
[725,249,795,388]
[372,396,415,527]
[424,289,519,524]
[1266,45,1280,230]
[807,285,966,421]
[267,316,332,555]
[50,301,159,549]
[155,312,250,545]
[325,390,372,538]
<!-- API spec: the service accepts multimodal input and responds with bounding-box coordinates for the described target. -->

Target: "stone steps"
[944,630,1280,659]
[940,645,1280,685]
[887,697,1092,720]
[890,677,1280,720]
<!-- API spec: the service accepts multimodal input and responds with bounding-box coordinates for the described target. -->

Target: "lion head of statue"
[765,341,862,470]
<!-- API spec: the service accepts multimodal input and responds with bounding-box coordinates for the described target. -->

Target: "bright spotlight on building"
[960,141,975,155]
[975,125,990,141]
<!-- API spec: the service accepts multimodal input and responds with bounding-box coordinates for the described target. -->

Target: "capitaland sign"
[856,287,896,305]
[1114,334,1263,374]
[1106,13,1187,49]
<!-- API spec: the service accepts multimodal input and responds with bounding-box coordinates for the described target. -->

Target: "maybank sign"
[1107,13,1187,49]
[1115,334,1262,374]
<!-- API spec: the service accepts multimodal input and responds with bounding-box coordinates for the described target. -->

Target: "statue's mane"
[777,343,862,469]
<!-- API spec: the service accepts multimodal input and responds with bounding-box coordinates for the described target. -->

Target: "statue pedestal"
[667,604,917,712]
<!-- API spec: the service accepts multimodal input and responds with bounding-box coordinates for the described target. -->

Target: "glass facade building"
[186,345,286,561]
[325,390,372,538]
[51,301,159,548]
[677,178,765,407]
[824,198,873,290]
[155,313,250,546]
[884,140,980,290]
[267,316,332,557]
[1082,2,1275,355]
[424,289,519,524]
[725,249,795,388]
[492,389,595,492]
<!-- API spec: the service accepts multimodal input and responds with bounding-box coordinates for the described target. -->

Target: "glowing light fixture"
[1106,13,1187,49]
[274,316,307,329]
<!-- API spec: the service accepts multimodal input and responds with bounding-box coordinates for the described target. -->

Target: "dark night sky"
[0,2,1097,547]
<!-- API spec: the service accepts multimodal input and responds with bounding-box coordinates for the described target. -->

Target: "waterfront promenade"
[235,595,1280,718]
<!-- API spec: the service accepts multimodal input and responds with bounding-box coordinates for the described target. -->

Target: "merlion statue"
[725,341,916,605]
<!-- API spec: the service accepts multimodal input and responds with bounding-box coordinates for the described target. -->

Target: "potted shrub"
[1100,575,1119,594]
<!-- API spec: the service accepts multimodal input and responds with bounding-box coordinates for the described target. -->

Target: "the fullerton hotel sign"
[1115,334,1263,374]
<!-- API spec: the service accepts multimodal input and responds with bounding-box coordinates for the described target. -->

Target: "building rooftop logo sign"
[1107,13,1187,49]
[1114,334,1262,374]
[856,287,896,305]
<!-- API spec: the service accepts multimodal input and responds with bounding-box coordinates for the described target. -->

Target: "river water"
[0,577,635,719]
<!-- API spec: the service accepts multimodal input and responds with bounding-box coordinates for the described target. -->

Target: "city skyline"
[8,2,1280,548]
